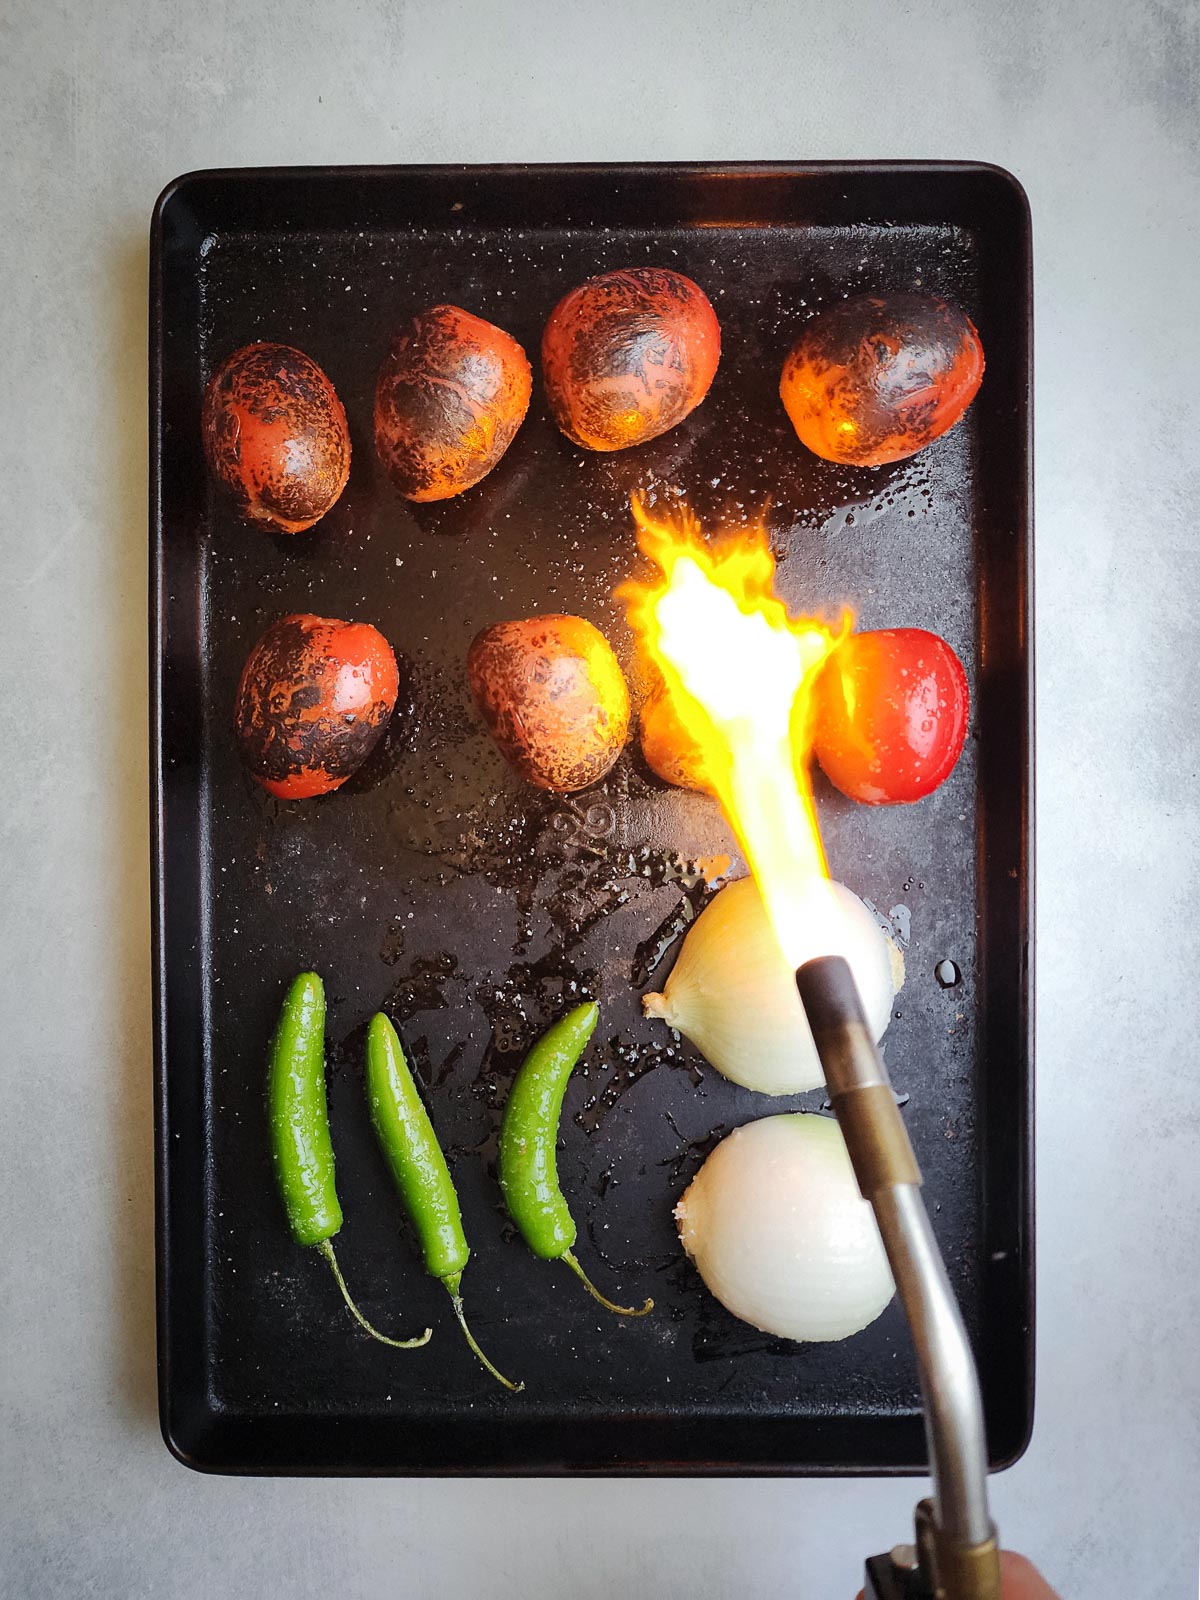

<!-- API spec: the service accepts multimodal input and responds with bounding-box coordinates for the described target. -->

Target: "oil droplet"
[935,959,961,989]
[378,918,407,966]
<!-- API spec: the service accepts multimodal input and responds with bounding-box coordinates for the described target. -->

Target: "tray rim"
[150,158,1034,1477]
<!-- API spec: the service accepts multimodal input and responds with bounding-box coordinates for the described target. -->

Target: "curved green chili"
[366,1012,522,1392]
[268,972,430,1349]
[499,1002,653,1317]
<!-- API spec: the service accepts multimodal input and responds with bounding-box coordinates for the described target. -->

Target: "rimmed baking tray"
[151,161,1033,1474]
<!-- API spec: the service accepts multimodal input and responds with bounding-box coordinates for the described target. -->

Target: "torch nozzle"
[797,955,921,1196]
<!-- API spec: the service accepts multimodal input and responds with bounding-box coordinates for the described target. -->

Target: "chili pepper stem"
[446,1286,524,1393]
[561,1249,654,1317]
[317,1239,432,1349]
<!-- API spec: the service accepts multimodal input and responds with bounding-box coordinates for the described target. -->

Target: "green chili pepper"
[366,1011,522,1392]
[268,972,430,1349]
[499,1002,653,1317]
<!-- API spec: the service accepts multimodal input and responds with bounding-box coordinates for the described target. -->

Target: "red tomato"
[542,268,721,451]
[812,629,969,804]
[202,344,350,532]
[779,294,983,467]
[375,306,532,502]
[234,614,399,799]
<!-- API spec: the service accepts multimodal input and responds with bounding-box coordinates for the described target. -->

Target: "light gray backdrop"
[2,2,1198,1596]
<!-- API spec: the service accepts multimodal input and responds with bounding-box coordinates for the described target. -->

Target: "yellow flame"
[622,494,851,967]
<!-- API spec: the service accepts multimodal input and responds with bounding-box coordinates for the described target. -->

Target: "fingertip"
[1000,1550,1062,1599]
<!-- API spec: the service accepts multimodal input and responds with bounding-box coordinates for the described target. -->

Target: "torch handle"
[797,955,1001,1600]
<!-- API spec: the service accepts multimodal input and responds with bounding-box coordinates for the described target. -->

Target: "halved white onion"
[676,1112,895,1342]
[644,874,903,1095]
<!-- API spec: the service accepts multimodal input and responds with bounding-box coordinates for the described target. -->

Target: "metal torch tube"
[797,955,997,1583]
[872,1185,992,1548]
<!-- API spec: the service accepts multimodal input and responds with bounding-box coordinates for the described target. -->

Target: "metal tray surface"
[151,162,1033,1475]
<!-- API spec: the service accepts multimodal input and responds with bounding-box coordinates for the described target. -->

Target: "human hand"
[997,1551,1061,1598]
[854,1548,1061,1599]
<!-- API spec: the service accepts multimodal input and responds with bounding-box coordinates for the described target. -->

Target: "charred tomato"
[780,293,983,467]
[812,628,969,804]
[234,614,399,799]
[467,614,630,793]
[374,305,532,501]
[202,343,350,532]
[639,682,712,793]
[542,268,720,451]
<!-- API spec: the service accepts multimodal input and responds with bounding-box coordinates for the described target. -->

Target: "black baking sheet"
[151,162,1033,1474]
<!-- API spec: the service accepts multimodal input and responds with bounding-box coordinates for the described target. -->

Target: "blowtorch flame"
[622,494,851,968]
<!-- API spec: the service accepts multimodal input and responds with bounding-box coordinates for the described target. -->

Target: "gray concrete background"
[2,2,1198,1596]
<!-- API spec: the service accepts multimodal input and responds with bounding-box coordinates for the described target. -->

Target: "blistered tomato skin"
[542,268,720,451]
[639,683,711,793]
[374,305,532,501]
[467,615,630,793]
[202,344,351,532]
[780,294,983,467]
[234,614,399,799]
[813,628,969,805]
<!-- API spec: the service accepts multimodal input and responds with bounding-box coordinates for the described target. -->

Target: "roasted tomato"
[234,614,399,799]
[812,628,969,804]
[542,268,720,451]
[374,305,532,501]
[780,293,983,467]
[467,614,630,792]
[639,682,711,793]
[202,343,350,532]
